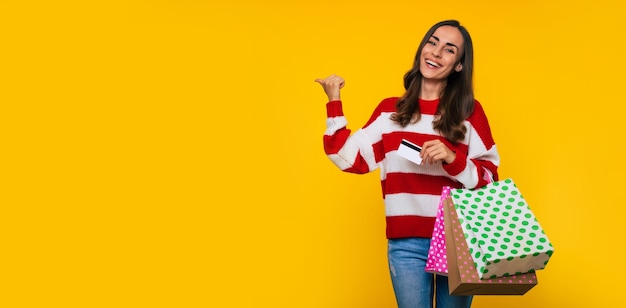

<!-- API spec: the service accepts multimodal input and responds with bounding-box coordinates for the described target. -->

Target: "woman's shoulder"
[468,99,488,120]
[374,97,400,112]
[362,97,399,127]
[467,99,495,139]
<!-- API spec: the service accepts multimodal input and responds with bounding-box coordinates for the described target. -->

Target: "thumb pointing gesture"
[315,74,345,101]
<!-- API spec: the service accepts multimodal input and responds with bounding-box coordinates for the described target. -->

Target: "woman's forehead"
[432,26,463,46]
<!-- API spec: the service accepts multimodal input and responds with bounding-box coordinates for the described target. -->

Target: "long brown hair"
[390,20,475,143]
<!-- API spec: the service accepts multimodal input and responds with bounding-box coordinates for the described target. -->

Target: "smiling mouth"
[425,59,441,68]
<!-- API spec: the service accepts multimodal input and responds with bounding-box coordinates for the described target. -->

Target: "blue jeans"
[388,238,473,308]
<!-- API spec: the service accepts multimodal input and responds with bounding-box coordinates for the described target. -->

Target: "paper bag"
[444,197,538,295]
[425,186,451,275]
[450,178,554,279]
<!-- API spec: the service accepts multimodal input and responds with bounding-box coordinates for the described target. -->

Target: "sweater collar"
[419,98,439,115]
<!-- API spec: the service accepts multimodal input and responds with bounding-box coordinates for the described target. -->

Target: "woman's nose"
[432,47,442,58]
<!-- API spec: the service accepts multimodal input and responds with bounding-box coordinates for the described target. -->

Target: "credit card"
[397,139,422,164]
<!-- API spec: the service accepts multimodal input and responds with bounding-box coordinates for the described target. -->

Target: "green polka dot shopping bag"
[444,194,539,295]
[449,178,554,280]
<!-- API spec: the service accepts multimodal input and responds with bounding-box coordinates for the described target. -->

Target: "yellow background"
[2,0,625,307]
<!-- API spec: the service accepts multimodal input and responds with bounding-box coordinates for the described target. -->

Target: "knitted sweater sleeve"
[323,100,383,174]
[442,100,500,189]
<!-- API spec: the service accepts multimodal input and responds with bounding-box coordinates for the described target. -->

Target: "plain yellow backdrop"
[2,0,625,307]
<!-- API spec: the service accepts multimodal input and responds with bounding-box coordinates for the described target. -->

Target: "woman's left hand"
[420,140,456,165]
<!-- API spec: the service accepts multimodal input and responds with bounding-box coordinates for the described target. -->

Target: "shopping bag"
[450,178,554,279]
[444,197,538,295]
[425,186,451,275]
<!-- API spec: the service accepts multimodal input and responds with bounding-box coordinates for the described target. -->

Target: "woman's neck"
[420,79,447,101]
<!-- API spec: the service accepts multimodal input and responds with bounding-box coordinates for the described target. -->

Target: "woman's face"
[419,25,464,81]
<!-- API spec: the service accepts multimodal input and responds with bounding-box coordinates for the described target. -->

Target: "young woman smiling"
[315,20,499,308]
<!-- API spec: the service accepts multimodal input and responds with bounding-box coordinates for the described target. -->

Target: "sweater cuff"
[326,100,344,117]
[443,150,467,176]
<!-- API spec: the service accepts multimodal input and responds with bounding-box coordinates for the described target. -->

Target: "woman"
[315,20,500,308]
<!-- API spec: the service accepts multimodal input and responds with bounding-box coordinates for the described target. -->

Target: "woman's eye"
[445,48,455,54]
[427,40,436,46]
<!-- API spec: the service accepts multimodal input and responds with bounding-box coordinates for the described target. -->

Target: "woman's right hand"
[314,74,345,101]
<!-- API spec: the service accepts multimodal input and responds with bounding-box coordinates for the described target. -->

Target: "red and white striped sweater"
[324,97,500,239]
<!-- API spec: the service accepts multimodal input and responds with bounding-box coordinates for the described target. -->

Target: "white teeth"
[426,60,440,67]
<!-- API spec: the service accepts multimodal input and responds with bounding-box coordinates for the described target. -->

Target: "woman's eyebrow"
[445,42,459,50]
[430,35,459,49]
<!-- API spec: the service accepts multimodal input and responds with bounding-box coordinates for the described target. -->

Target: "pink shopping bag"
[425,186,451,275]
